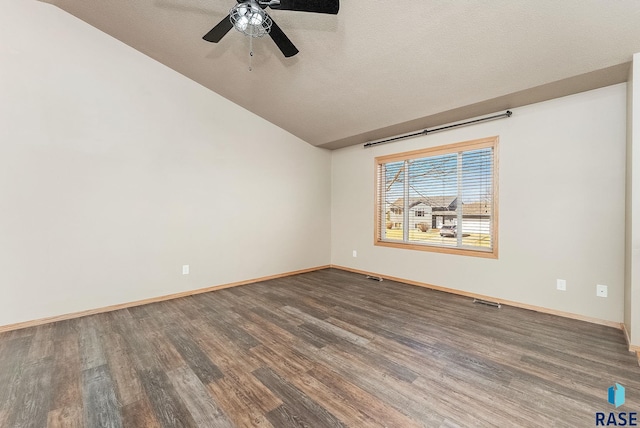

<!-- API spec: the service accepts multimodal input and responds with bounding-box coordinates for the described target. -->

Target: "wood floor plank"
[78,317,107,371]
[1,268,639,427]
[26,324,55,362]
[298,342,446,426]
[47,407,82,428]
[6,357,54,428]
[411,374,528,428]
[250,344,312,379]
[203,316,261,351]
[250,306,328,349]
[189,321,262,374]
[166,327,224,384]
[519,352,640,394]
[52,319,80,342]
[0,337,34,421]
[137,368,198,428]
[265,404,314,428]
[236,309,300,347]
[282,368,396,427]
[240,319,321,382]
[194,291,239,312]
[49,338,82,412]
[307,364,421,428]
[328,337,420,384]
[144,329,187,372]
[261,291,329,321]
[215,370,283,414]
[48,324,82,418]
[81,364,123,428]
[281,305,369,346]
[253,367,346,428]
[167,365,233,427]
[108,310,160,372]
[508,378,601,426]
[98,326,144,406]
[121,397,161,428]
[323,316,378,341]
[437,362,560,427]
[207,376,276,428]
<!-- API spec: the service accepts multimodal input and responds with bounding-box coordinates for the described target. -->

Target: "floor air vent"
[473,298,501,308]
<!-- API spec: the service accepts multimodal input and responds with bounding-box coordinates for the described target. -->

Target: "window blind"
[375,137,498,258]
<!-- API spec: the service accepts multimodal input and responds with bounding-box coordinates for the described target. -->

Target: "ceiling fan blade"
[203,14,234,43]
[270,0,339,14]
[269,19,299,57]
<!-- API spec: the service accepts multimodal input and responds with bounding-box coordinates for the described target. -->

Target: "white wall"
[625,59,634,340]
[627,53,640,345]
[0,1,331,327]
[332,84,627,324]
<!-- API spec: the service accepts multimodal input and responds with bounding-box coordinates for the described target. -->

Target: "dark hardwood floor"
[0,268,638,427]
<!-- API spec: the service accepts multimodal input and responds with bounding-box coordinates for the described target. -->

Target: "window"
[375,136,498,258]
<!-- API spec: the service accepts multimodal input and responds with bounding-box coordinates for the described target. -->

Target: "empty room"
[2,1,640,427]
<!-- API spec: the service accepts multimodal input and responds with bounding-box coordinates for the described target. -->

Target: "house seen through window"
[375,136,498,258]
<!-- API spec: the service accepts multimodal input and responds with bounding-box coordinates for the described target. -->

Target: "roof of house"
[389,198,491,216]
[462,202,492,216]
[390,196,457,209]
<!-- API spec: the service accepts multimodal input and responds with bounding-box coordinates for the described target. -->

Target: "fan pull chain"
[249,35,253,71]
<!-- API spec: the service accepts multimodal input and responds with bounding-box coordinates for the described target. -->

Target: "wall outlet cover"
[182,265,190,275]
[556,279,566,291]
[596,284,608,297]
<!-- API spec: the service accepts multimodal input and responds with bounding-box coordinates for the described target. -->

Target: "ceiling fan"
[202,0,339,58]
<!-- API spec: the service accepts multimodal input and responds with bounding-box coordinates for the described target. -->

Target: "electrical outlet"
[182,265,190,275]
[352,250,357,258]
[597,284,608,298]
[556,279,566,291]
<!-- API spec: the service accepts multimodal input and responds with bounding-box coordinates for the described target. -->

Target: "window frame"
[374,136,499,259]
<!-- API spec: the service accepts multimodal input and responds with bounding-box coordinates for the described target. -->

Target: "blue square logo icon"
[608,383,625,408]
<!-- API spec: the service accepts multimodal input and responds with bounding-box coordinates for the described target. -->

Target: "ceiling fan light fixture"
[230,2,272,37]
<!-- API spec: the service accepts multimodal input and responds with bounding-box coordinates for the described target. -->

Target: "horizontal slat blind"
[376,137,497,257]
[380,160,405,242]
[460,148,493,249]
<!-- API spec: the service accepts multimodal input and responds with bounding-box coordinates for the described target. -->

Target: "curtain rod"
[363,110,512,148]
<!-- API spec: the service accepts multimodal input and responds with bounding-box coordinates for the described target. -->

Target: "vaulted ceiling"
[41,0,640,149]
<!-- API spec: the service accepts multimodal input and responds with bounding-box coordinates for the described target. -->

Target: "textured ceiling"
[41,0,640,149]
